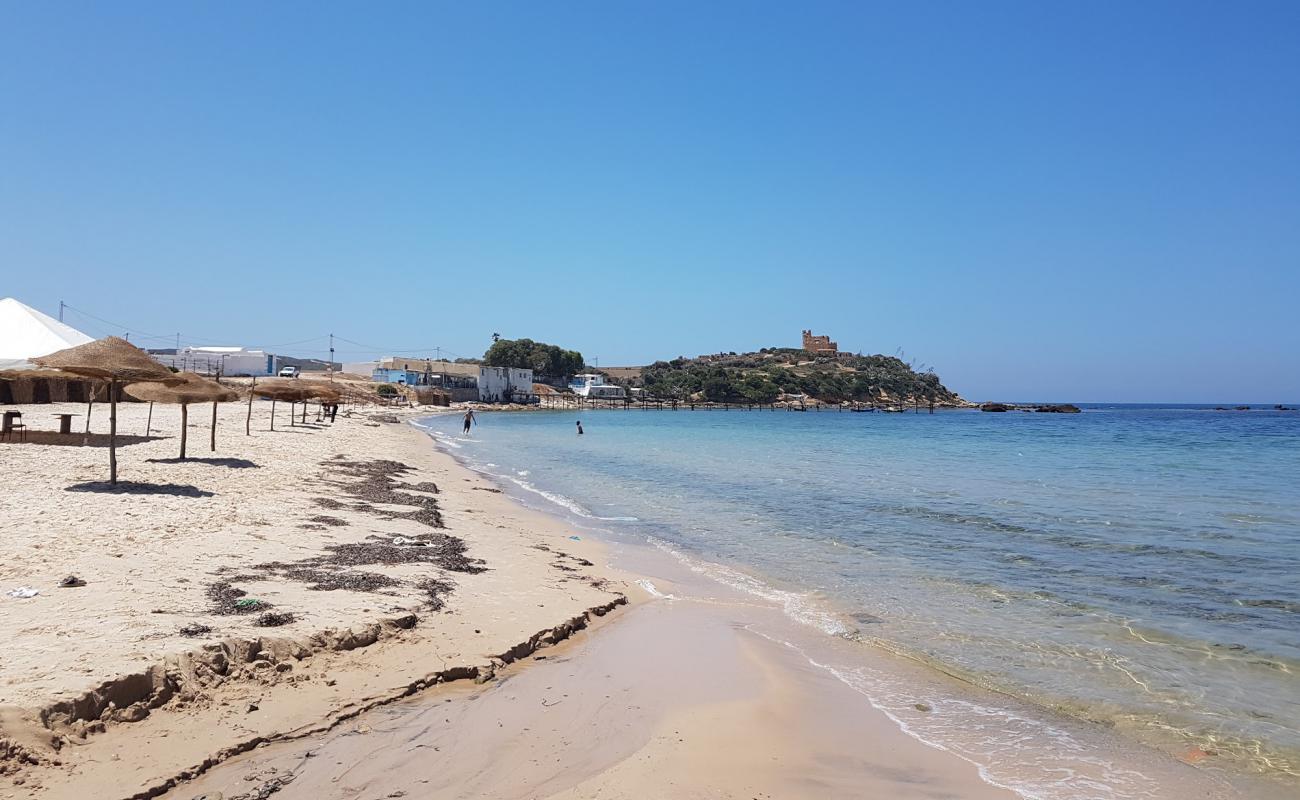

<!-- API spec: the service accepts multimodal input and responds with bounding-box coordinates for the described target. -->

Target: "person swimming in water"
[463,408,476,435]
[576,420,583,435]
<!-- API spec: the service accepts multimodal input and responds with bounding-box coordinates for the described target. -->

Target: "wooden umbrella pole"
[271,399,276,431]
[246,377,256,436]
[211,400,217,451]
[108,379,118,484]
[84,397,94,446]
[145,401,153,436]
[180,403,188,460]
[289,401,295,426]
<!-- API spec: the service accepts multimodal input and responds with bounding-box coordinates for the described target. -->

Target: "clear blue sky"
[2,2,1297,402]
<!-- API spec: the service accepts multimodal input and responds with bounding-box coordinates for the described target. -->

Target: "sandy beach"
[0,399,630,798]
[0,398,1257,800]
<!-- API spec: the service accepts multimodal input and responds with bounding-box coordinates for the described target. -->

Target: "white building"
[340,360,381,377]
[478,366,534,403]
[154,346,278,377]
[569,373,627,399]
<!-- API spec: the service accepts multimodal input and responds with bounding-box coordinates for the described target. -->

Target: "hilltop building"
[801,330,838,355]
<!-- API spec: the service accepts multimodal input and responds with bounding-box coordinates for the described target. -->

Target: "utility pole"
[328,333,335,381]
[176,333,180,352]
[59,300,65,322]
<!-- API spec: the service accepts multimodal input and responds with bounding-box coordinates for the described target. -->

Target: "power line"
[60,302,476,361]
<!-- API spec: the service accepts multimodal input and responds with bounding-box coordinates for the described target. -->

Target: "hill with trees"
[624,349,963,407]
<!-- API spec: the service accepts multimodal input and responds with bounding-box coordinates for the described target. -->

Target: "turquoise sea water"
[417,405,1299,792]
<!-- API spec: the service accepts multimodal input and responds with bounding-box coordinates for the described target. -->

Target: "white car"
[278,366,301,378]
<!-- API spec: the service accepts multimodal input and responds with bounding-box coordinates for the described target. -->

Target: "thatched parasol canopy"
[124,373,237,405]
[33,336,182,483]
[34,336,180,384]
[298,381,342,402]
[253,380,316,403]
[0,364,77,380]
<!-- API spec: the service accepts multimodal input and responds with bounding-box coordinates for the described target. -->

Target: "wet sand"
[171,596,1017,800]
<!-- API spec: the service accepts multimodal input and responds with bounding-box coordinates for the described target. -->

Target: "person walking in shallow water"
[462,408,476,435]
[576,420,584,435]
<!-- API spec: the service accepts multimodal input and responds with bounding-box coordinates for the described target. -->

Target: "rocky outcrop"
[980,403,1081,413]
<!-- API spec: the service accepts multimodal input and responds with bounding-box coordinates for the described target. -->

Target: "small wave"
[635,579,675,599]
[646,537,852,638]
[808,653,1164,800]
[505,476,598,519]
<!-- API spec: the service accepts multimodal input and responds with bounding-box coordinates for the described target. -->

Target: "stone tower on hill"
[801,330,838,355]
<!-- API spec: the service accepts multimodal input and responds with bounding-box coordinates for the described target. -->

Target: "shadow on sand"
[145,457,259,469]
[0,431,158,448]
[65,481,215,497]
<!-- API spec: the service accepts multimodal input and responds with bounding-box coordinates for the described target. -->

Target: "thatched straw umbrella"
[124,374,238,459]
[252,380,315,430]
[298,381,342,423]
[33,336,181,483]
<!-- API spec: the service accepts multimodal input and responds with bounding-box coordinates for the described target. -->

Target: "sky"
[2,2,1297,402]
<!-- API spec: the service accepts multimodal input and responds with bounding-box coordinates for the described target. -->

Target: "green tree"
[484,338,585,378]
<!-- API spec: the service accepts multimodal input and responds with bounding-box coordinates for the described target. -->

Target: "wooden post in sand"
[108,379,118,483]
[179,403,188,460]
[246,377,256,436]
[210,400,218,451]
[145,401,153,436]
[270,399,277,431]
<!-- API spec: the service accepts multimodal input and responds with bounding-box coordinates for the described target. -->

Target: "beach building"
[153,346,279,377]
[370,357,535,403]
[569,373,627,400]
[340,360,381,378]
[372,358,480,402]
[479,366,535,403]
[0,297,94,370]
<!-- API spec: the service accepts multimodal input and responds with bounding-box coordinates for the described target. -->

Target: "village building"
[371,357,534,403]
[152,345,279,376]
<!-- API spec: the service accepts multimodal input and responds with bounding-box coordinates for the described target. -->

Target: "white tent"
[0,298,95,369]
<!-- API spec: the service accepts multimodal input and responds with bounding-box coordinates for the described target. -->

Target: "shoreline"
[415,408,1285,800]
[0,401,1277,799]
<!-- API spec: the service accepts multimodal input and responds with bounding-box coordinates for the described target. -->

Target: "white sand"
[0,398,632,798]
